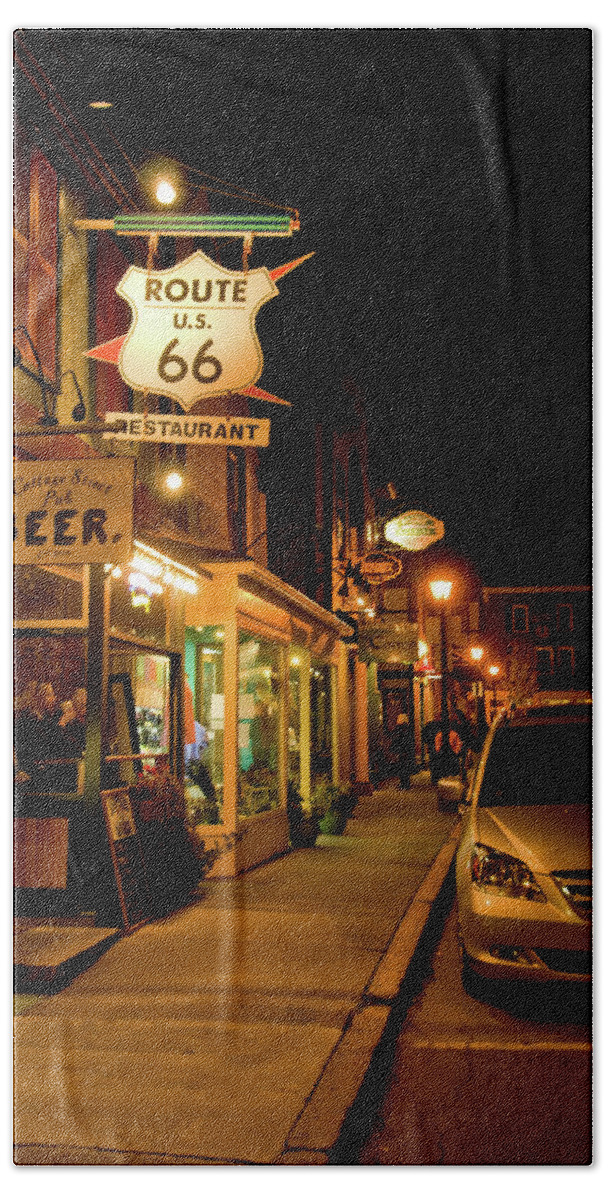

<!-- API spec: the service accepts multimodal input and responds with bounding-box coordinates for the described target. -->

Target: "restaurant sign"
[359,550,402,584]
[104,412,270,447]
[115,250,278,409]
[14,458,135,565]
[384,510,445,552]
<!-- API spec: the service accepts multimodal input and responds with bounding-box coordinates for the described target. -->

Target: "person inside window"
[18,682,76,792]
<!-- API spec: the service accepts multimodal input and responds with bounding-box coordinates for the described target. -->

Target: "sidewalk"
[14,773,459,1165]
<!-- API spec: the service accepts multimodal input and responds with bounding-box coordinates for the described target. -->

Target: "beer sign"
[14,458,135,565]
[115,250,278,409]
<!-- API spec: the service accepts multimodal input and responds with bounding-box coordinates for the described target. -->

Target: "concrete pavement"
[14,773,459,1165]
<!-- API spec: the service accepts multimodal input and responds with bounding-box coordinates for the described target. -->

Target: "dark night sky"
[16,28,592,585]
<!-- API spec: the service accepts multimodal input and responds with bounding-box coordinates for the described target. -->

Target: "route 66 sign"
[115,250,279,409]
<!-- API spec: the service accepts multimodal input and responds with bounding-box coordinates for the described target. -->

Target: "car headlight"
[469,844,545,901]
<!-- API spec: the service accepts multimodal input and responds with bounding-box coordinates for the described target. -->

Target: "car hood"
[474,805,591,874]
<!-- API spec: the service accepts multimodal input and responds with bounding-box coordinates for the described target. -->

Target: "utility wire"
[15,32,297,222]
[14,33,138,211]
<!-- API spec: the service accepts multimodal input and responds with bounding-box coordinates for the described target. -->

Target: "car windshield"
[478,722,591,808]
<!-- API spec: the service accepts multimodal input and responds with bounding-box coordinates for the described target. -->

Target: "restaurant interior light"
[132,541,199,595]
[470,646,484,662]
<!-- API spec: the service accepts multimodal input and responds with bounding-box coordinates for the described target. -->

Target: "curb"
[277,823,460,1164]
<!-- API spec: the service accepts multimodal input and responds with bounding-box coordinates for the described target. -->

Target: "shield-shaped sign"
[116,250,279,409]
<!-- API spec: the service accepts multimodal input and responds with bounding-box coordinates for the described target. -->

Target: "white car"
[456,698,591,988]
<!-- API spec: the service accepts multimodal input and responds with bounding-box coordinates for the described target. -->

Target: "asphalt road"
[359,904,592,1165]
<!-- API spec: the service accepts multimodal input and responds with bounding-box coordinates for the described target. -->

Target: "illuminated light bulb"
[470,646,484,662]
[290,655,301,667]
[156,179,177,205]
[165,470,184,491]
[131,593,151,612]
[488,665,500,677]
[429,578,453,602]
[89,100,113,109]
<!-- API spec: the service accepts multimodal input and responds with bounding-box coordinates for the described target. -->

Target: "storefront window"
[238,632,281,816]
[14,634,86,794]
[14,564,86,625]
[311,660,334,785]
[105,643,174,787]
[184,626,225,825]
[288,654,302,786]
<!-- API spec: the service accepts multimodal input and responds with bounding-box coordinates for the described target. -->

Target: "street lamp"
[429,578,453,779]
[165,469,184,492]
[488,663,500,713]
[138,157,187,210]
[469,646,486,740]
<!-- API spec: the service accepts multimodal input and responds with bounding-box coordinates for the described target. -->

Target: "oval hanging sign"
[384,510,445,552]
[359,550,402,584]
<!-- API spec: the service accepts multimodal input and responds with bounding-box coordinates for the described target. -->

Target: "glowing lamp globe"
[429,578,453,602]
[156,179,177,205]
[165,470,184,491]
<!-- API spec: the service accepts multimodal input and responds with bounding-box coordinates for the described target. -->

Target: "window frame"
[535,645,555,675]
[557,645,575,674]
[557,603,574,632]
[511,604,529,633]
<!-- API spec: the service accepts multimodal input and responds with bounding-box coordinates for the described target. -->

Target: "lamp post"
[429,578,453,778]
[488,663,500,714]
[469,645,486,746]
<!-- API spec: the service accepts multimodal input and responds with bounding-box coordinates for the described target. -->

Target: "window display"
[311,660,335,784]
[288,655,302,787]
[184,627,225,825]
[106,647,173,787]
[238,633,282,816]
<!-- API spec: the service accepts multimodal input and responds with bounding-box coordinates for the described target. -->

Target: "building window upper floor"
[557,603,574,632]
[535,646,554,675]
[511,604,529,632]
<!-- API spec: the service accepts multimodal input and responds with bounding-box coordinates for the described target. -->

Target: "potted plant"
[311,778,356,836]
[239,766,277,815]
[287,782,320,848]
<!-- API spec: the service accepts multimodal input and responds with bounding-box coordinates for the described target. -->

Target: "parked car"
[455,698,591,990]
